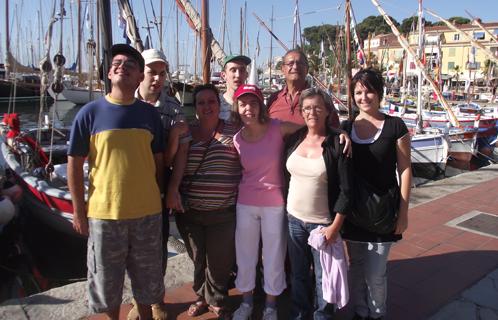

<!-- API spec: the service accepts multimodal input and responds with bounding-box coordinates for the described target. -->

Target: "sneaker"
[262,307,278,320]
[232,302,253,320]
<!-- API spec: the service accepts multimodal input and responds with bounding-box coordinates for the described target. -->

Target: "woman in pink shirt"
[231,84,300,320]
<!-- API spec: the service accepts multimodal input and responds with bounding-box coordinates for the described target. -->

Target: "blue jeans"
[287,214,335,320]
[346,241,392,318]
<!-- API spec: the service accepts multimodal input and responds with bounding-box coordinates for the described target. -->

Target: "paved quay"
[1,164,498,319]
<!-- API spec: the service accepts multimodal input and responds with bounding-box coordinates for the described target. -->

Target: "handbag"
[349,173,400,235]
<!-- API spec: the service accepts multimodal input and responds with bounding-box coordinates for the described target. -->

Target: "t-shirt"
[342,114,408,242]
[233,119,284,206]
[68,95,164,220]
[181,120,241,211]
[219,94,233,121]
[135,88,191,144]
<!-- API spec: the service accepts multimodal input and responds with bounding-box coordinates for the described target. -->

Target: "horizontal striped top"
[181,120,241,211]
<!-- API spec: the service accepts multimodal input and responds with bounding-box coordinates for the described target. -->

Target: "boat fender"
[2,183,22,203]
[0,195,15,225]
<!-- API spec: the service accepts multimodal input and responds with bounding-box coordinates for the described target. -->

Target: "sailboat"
[0,0,42,101]
[0,0,104,237]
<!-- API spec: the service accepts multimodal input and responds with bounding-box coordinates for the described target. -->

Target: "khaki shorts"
[87,213,164,314]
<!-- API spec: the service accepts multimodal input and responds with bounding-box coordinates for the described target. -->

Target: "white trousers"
[235,203,287,296]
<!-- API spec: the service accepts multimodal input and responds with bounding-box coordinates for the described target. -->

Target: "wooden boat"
[0,115,82,237]
[409,130,449,180]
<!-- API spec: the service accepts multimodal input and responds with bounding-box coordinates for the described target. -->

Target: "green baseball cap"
[223,54,251,68]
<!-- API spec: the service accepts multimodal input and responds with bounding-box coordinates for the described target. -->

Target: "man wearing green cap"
[219,54,251,121]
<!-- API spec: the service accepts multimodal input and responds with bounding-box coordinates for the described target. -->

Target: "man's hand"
[73,214,89,236]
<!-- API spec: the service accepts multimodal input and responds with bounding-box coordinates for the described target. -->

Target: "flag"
[255,31,260,57]
[84,4,91,30]
[320,39,325,59]
[144,35,150,50]
[293,5,298,25]
[117,15,130,44]
[357,49,365,66]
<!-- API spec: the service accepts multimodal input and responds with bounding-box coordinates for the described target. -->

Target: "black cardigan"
[283,126,352,220]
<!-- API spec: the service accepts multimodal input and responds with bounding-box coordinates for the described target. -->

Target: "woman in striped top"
[167,84,241,319]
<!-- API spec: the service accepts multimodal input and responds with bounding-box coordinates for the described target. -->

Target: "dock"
[1,164,498,319]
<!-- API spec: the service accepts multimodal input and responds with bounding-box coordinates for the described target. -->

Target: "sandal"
[208,305,231,320]
[187,300,208,317]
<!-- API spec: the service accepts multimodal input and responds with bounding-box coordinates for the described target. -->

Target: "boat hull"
[411,133,449,180]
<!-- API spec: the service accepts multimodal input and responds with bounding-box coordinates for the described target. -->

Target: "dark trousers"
[176,206,236,307]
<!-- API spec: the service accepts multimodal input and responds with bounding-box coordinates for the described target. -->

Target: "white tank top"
[286,151,330,224]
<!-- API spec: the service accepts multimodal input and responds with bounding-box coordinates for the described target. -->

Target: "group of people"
[67,43,412,320]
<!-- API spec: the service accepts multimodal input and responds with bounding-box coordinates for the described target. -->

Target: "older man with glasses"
[268,49,339,127]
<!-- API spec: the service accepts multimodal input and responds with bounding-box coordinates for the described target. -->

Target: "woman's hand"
[338,131,352,157]
[166,188,184,213]
[394,211,408,234]
[320,225,339,245]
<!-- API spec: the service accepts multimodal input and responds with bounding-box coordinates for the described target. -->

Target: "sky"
[1,0,497,74]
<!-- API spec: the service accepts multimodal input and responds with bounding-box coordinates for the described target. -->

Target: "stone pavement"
[1,164,498,319]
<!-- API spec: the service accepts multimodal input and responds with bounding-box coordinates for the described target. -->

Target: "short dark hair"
[299,88,334,114]
[282,49,309,68]
[350,68,385,101]
[192,83,221,107]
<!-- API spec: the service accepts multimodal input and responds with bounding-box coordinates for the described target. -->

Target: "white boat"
[62,84,103,105]
[410,132,449,179]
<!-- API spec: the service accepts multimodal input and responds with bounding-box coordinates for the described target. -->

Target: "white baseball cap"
[142,49,168,66]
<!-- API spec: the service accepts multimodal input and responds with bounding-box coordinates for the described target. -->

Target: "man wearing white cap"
[130,48,189,320]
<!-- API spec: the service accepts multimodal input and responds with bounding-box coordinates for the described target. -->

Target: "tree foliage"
[400,16,433,34]
[433,16,470,26]
[356,15,400,41]
[302,24,341,55]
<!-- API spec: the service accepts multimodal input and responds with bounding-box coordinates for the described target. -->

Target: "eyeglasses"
[282,60,307,68]
[301,106,325,114]
[111,59,139,69]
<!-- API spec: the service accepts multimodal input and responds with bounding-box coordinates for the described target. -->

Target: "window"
[448,62,455,70]
[449,48,456,57]
[494,29,498,35]
[467,62,481,70]
[473,32,485,40]
[453,34,460,41]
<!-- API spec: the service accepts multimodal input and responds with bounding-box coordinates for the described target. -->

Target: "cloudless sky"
[1,0,497,73]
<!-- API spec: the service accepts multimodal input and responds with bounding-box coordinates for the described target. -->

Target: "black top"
[341,114,408,242]
[283,126,352,220]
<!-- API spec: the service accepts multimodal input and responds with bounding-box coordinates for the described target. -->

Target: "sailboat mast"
[201,0,211,84]
[77,0,82,84]
[5,0,10,77]
[176,6,179,71]
[345,0,352,119]
[416,0,424,133]
[99,0,113,93]
[268,6,273,87]
[159,0,163,51]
